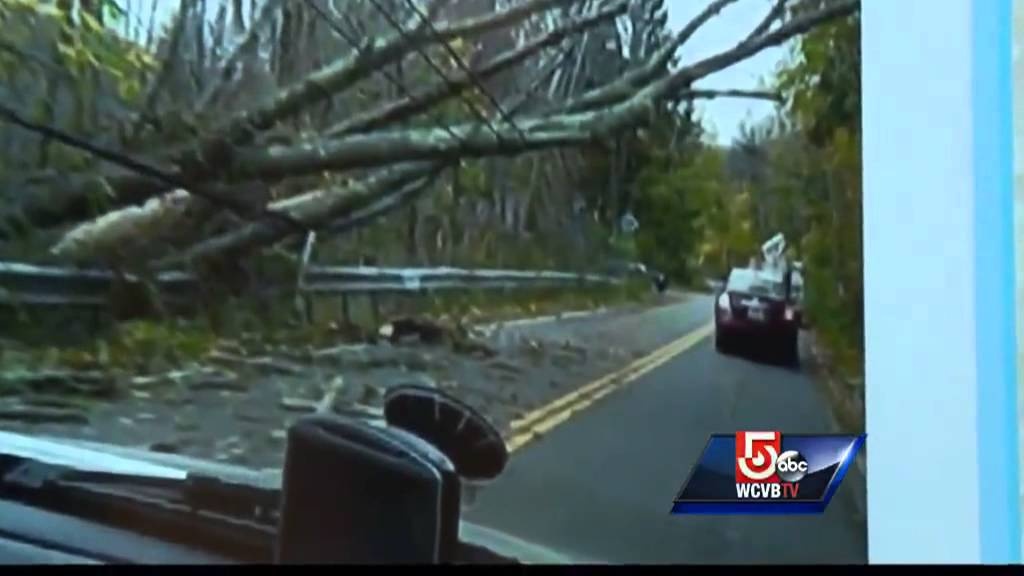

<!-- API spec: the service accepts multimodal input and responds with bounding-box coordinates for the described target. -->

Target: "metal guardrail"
[0,262,197,307]
[300,266,620,294]
[0,261,621,308]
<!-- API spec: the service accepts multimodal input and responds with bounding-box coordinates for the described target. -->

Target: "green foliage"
[619,11,863,382]
[632,145,702,280]
[1,316,218,376]
[107,320,217,372]
[0,0,156,171]
[776,12,863,373]
[776,12,860,147]
[630,127,757,284]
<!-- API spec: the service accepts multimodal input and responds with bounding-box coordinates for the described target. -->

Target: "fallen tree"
[0,0,859,281]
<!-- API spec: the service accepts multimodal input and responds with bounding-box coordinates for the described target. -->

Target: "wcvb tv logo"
[670,431,865,515]
[734,431,806,499]
[735,431,808,484]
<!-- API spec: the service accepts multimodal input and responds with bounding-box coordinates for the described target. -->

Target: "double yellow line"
[505,321,715,453]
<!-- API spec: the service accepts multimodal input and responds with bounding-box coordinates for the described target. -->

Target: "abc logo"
[775,450,808,482]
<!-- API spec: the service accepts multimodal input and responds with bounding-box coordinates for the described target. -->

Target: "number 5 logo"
[735,431,781,483]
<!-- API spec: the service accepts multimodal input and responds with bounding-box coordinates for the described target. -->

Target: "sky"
[136,0,787,145]
[665,0,788,144]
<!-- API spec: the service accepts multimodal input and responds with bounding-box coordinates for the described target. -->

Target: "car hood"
[0,430,588,565]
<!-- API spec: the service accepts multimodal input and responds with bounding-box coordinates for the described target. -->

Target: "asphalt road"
[466,294,867,564]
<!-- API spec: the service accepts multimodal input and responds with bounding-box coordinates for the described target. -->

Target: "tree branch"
[0,101,306,236]
[319,169,445,237]
[195,0,285,111]
[216,0,571,142]
[558,0,858,124]
[0,0,578,237]
[0,0,855,255]
[215,1,855,181]
[664,0,858,93]
[743,0,788,44]
[437,0,571,40]
[682,88,782,102]
[559,0,742,114]
[324,0,625,138]
[134,0,193,133]
[232,121,593,180]
[157,162,445,266]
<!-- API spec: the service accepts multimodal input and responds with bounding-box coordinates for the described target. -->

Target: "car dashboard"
[0,499,229,564]
[0,497,520,565]
[0,386,546,565]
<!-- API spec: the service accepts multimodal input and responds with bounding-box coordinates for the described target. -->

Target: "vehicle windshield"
[0,0,866,566]
[726,270,787,299]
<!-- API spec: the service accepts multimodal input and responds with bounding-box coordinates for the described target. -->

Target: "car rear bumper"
[716,316,797,339]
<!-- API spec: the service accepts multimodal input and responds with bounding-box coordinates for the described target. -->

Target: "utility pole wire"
[0,101,308,233]
[397,0,540,144]
[300,0,471,145]
[365,0,508,143]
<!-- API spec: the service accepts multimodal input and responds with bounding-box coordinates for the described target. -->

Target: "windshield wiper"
[1,456,279,561]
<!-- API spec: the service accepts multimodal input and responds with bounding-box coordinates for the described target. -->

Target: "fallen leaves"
[0,402,90,424]
[207,351,304,375]
[279,396,318,413]
[0,368,117,397]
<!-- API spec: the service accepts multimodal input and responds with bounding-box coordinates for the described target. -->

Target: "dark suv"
[714,267,800,365]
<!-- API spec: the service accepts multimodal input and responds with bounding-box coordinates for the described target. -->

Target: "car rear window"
[727,270,786,298]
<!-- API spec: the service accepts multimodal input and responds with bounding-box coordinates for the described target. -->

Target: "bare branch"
[158,162,445,266]
[219,1,856,181]
[0,101,306,234]
[319,169,445,237]
[511,44,576,114]
[437,0,571,40]
[136,0,193,129]
[0,0,856,242]
[560,0,742,114]
[196,0,285,111]
[682,88,782,102]
[561,0,857,119]
[0,0,573,236]
[144,0,161,49]
[221,0,571,140]
[398,0,528,141]
[665,0,858,92]
[365,0,508,143]
[324,0,625,137]
[743,0,789,44]
[232,121,592,180]
[304,0,476,147]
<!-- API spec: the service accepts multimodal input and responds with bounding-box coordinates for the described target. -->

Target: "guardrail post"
[341,294,352,325]
[361,254,381,327]
[297,232,317,325]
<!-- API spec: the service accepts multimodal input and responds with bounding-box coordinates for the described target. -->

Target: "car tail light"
[717,293,731,312]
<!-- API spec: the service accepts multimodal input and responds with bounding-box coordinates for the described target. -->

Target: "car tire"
[780,332,799,367]
[715,329,730,354]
